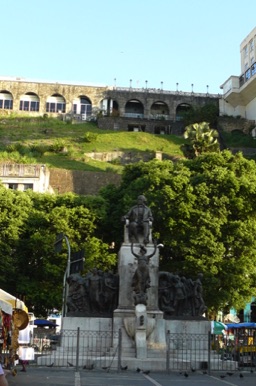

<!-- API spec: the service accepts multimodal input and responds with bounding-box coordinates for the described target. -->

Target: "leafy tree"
[182,103,219,127]
[0,186,32,291]
[101,152,256,317]
[4,191,116,316]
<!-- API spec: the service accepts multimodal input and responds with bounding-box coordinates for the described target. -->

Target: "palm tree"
[183,121,220,157]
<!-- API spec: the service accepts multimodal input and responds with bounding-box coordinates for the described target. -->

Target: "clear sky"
[1,0,256,94]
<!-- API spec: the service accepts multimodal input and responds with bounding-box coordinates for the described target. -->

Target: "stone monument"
[45,194,210,370]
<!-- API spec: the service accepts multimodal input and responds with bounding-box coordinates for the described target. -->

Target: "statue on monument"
[158,272,207,319]
[122,195,153,244]
[66,270,119,316]
[131,243,157,306]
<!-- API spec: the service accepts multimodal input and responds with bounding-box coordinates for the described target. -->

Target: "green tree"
[11,192,116,316]
[101,152,256,317]
[183,121,220,157]
[0,186,32,291]
[182,103,219,127]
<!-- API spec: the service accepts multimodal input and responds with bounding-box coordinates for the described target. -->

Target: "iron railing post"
[208,330,211,375]
[117,329,122,373]
[75,327,80,371]
[166,330,170,373]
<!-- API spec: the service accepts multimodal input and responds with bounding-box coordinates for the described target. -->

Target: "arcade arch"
[150,101,169,119]
[0,90,13,110]
[100,99,119,116]
[124,99,144,118]
[46,94,66,113]
[73,95,92,119]
[19,92,40,112]
[176,103,192,121]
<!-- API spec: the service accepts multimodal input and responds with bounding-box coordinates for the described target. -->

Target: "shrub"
[84,132,98,143]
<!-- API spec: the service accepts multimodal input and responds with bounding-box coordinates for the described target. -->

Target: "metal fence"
[30,329,121,372]
[27,329,256,373]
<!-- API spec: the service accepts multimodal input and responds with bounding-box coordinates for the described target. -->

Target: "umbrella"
[34,319,58,327]
[211,321,227,335]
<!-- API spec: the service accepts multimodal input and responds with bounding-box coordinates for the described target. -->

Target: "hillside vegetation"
[0,117,185,173]
[0,116,256,172]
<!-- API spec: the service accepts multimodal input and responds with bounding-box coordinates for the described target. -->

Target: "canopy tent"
[211,321,227,334]
[34,319,59,327]
[0,298,12,315]
[226,322,256,329]
[0,289,28,312]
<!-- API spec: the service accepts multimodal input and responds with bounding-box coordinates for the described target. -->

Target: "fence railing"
[23,329,256,373]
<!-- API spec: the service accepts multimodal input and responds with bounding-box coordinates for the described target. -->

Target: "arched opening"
[73,95,92,119]
[19,92,39,112]
[46,94,66,113]
[124,99,144,118]
[112,100,119,117]
[0,90,13,110]
[99,99,119,117]
[150,101,169,120]
[176,103,192,121]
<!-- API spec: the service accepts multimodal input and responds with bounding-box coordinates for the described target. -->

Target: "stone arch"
[19,92,40,112]
[46,93,66,113]
[124,99,144,118]
[0,90,13,110]
[73,95,92,119]
[176,103,192,121]
[100,98,119,117]
[150,101,169,119]
[112,100,119,116]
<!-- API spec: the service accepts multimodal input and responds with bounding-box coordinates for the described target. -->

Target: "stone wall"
[97,116,184,135]
[218,116,255,133]
[49,168,122,195]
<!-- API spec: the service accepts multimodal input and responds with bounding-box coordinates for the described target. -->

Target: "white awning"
[0,289,28,312]
[0,299,12,315]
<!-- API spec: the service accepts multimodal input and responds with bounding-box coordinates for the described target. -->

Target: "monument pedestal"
[117,243,160,311]
[113,242,167,357]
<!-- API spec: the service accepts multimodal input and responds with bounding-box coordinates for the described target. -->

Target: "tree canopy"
[100,151,256,317]
[0,190,116,316]
[1,150,256,318]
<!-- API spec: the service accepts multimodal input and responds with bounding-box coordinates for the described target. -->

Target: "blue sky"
[1,0,256,94]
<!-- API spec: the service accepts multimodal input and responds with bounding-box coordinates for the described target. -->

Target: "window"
[4,100,13,109]
[250,39,254,51]
[46,95,66,113]
[251,63,256,76]
[23,184,33,191]
[8,183,18,190]
[245,68,251,81]
[0,92,13,110]
[19,93,40,111]
[244,45,248,56]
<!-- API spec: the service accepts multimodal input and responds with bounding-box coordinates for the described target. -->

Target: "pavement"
[6,367,256,386]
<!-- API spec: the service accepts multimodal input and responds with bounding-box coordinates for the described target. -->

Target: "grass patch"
[0,117,255,172]
[0,118,185,172]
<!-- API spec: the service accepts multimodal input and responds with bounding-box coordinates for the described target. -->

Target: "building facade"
[220,27,256,124]
[0,164,52,193]
[0,76,220,134]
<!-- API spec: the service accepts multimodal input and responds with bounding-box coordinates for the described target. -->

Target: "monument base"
[36,317,218,371]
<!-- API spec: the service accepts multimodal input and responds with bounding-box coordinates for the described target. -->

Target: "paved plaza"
[6,367,256,386]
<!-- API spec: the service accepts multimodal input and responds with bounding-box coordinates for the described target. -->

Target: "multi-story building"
[220,27,256,123]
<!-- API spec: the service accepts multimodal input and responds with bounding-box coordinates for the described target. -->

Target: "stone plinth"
[117,243,160,311]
